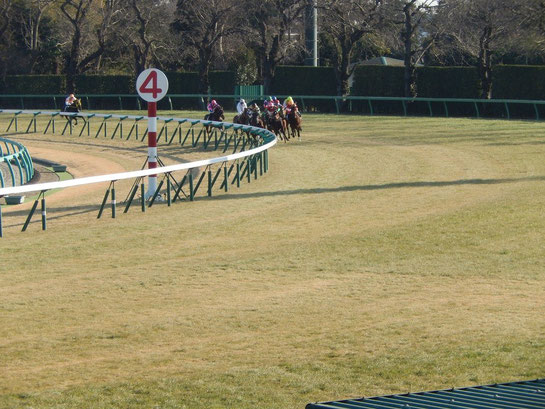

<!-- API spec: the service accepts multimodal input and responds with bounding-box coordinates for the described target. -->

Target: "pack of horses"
[233,106,302,143]
[62,99,303,143]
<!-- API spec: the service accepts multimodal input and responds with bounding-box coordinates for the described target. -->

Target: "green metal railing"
[0,109,276,236]
[2,94,545,120]
[0,137,34,188]
[307,378,545,409]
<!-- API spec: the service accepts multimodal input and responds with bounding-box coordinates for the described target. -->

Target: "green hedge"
[166,71,200,94]
[352,66,405,97]
[492,65,545,100]
[74,74,134,94]
[1,75,65,94]
[271,66,336,95]
[352,65,545,100]
[417,67,480,98]
[271,66,337,111]
[352,66,480,98]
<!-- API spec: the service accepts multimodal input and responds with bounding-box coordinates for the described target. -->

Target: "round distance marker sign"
[136,68,169,102]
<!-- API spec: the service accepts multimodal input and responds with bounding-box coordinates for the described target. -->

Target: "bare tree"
[59,0,94,90]
[172,0,241,94]
[318,0,383,96]
[244,0,306,93]
[441,0,527,99]
[0,0,13,78]
[384,0,442,97]
[15,0,55,52]
[0,0,13,39]
[59,0,126,88]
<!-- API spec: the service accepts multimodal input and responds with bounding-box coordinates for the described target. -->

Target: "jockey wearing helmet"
[64,93,76,111]
[283,96,301,117]
[266,96,281,114]
[207,99,218,113]
[236,98,247,115]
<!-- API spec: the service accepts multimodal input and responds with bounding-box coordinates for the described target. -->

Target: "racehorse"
[205,105,224,122]
[286,109,302,140]
[63,98,83,125]
[204,105,224,135]
[267,110,288,142]
[233,107,250,126]
[249,109,265,129]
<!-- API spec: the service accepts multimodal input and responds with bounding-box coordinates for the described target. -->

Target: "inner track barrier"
[0,110,277,236]
[0,136,34,188]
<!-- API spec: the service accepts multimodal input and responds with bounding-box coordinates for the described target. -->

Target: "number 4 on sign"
[136,69,168,102]
[139,71,162,98]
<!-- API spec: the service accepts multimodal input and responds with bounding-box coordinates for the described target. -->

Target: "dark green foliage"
[271,66,337,112]
[209,71,236,95]
[1,75,65,95]
[271,66,336,95]
[492,65,545,100]
[352,65,545,101]
[352,66,480,98]
[352,66,405,97]
[74,75,134,94]
[166,71,200,94]
[417,67,480,99]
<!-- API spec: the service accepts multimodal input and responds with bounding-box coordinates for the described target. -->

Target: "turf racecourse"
[1,112,544,409]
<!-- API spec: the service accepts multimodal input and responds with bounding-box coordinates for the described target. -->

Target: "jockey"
[207,99,219,113]
[236,98,247,115]
[64,93,76,111]
[249,102,260,115]
[266,96,281,114]
[283,96,301,117]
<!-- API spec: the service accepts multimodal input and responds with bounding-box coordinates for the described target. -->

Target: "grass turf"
[0,112,544,408]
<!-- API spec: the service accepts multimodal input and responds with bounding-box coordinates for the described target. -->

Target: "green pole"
[141,183,146,212]
[189,172,194,201]
[167,177,171,206]
[207,169,212,197]
[41,195,47,231]
[111,184,116,218]
[223,165,228,192]
[22,199,39,231]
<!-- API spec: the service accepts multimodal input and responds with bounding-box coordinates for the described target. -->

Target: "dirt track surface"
[3,141,131,214]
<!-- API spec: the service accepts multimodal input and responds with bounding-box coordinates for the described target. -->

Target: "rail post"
[41,195,47,230]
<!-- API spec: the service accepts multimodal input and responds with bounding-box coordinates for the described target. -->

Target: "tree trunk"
[478,25,493,99]
[337,40,352,96]
[403,3,417,98]
[262,57,273,95]
[65,26,81,92]
[198,48,212,94]
[262,34,280,95]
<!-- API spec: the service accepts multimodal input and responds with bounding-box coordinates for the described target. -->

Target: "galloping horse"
[267,110,288,142]
[64,98,83,125]
[286,109,302,140]
[205,105,224,122]
[233,107,250,126]
[249,109,265,129]
[204,105,224,134]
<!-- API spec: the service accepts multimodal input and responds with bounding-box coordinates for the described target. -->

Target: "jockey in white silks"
[236,98,247,115]
[64,93,76,111]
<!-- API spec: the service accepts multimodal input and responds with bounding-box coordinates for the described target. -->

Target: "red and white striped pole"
[146,101,158,198]
[136,68,168,200]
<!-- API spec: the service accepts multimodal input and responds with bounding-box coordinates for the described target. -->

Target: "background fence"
[1,94,545,121]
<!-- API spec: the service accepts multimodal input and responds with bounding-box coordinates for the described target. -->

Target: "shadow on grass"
[209,174,545,201]
[3,174,544,230]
